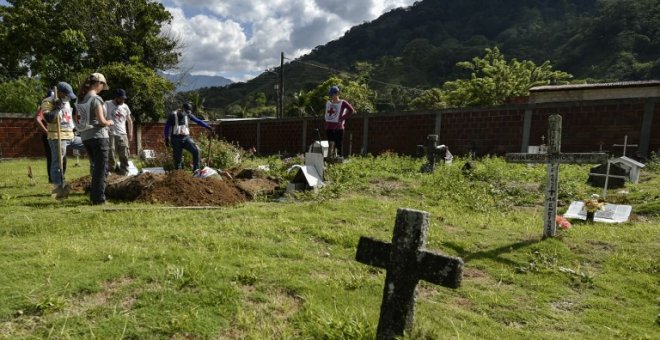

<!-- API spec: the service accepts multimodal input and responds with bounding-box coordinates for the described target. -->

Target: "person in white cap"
[75,73,114,205]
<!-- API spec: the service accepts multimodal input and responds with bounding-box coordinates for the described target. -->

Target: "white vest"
[325,101,343,123]
[173,111,190,135]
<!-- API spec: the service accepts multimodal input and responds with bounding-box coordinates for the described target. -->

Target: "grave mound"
[68,169,281,206]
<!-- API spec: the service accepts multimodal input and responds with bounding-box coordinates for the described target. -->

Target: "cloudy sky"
[158,0,417,81]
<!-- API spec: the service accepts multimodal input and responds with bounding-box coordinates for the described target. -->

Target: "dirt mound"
[68,169,281,206]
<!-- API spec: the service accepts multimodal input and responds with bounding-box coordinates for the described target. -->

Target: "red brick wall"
[365,113,436,155]
[531,102,646,155]
[440,108,525,155]
[2,98,658,159]
[0,116,44,158]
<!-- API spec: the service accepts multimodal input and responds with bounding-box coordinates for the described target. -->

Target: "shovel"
[206,133,213,167]
[52,89,71,200]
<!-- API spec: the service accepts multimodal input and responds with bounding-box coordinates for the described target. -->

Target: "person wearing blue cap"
[105,89,133,175]
[41,81,84,191]
[325,85,355,158]
[163,102,214,171]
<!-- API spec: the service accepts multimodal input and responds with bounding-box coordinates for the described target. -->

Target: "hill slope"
[197,0,660,112]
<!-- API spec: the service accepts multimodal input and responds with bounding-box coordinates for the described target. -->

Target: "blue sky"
[0,0,418,81]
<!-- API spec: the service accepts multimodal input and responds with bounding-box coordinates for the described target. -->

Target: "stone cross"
[613,135,638,157]
[355,208,463,340]
[588,161,628,199]
[419,134,450,172]
[506,115,608,237]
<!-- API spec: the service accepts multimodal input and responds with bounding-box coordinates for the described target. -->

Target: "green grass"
[0,155,658,339]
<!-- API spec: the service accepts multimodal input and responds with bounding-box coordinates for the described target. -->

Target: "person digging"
[42,82,82,200]
[164,102,214,172]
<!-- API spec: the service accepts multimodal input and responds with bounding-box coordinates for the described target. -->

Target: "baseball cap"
[115,88,127,99]
[56,81,77,100]
[328,85,340,96]
[89,73,109,90]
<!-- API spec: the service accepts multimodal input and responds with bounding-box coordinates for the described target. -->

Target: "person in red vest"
[324,85,354,158]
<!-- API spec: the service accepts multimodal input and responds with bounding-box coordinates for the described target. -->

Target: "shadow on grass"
[444,238,540,266]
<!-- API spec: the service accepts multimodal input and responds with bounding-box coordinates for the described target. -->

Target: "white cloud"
[160,0,417,81]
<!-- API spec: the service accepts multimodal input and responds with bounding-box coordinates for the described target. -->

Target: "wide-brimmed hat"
[89,73,109,90]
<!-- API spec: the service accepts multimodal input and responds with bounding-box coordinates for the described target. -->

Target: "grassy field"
[0,154,658,339]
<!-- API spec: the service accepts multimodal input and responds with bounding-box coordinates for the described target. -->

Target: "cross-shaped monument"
[355,208,463,339]
[613,135,638,157]
[506,115,608,237]
[419,134,451,172]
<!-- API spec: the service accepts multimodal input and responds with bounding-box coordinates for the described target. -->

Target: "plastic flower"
[584,194,605,213]
[556,215,572,230]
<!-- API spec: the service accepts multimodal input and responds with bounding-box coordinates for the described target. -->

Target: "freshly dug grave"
[68,169,281,206]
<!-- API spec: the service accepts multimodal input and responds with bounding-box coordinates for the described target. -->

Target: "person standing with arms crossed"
[75,73,114,205]
[164,102,214,172]
[105,89,133,176]
[325,85,355,159]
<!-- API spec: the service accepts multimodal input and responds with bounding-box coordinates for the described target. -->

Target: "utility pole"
[279,51,284,119]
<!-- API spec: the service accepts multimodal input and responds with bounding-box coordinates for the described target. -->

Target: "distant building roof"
[530,80,660,92]
[528,80,660,104]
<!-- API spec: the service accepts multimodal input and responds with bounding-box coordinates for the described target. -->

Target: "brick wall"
[2,97,658,159]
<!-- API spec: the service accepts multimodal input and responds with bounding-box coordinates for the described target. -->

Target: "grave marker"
[613,135,638,157]
[356,208,463,339]
[419,134,452,173]
[506,115,608,237]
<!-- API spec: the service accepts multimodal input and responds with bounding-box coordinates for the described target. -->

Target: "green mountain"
[198,0,660,113]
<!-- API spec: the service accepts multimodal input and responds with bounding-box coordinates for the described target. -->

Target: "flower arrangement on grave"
[583,194,605,222]
[584,194,605,212]
[555,215,572,230]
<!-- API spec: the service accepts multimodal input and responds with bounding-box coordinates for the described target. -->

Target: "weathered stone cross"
[506,114,608,237]
[419,134,450,172]
[355,208,463,339]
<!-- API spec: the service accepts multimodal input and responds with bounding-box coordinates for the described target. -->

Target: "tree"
[100,62,174,123]
[408,88,447,111]
[0,0,179,85]
[0,77,46,114]
[442,47,572,107]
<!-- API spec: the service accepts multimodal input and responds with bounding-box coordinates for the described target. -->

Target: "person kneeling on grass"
[163,102,214,172]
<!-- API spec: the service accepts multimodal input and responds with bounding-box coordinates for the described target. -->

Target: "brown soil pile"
[68,169,281,206]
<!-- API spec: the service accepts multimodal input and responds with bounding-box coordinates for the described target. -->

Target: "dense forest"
[197,0,660,115]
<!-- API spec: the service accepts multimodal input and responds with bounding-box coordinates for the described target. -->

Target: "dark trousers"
[42,134,66,183]
[83,138,109,204]
[172,135,201,171]
[326,129,344,156]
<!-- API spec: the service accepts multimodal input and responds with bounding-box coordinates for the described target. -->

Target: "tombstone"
[286,144,325,192]
[527,135,547,154]
[355,208,463,339]
[611,156,645,183]
[420,135,453,173]
[563,201,632,223]
[140,149,156,161]
[587,162,627,189]
[506,115,608,238]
